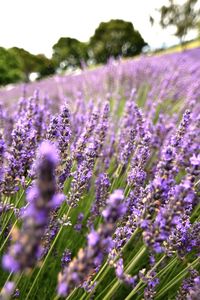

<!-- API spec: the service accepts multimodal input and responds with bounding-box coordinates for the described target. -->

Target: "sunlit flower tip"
[116,258,123,277]
[102,189,126,221]
[88,231,100,247]
[109,189,124,204]
[3,281,16,296]
[194,277,200,284]
[51,193,65,208]
[39,141,59,165]
[190,154,200,166]
[2,254,19,272]
[58,282,68,296]
[61,249,71,269]
[26,186,39,203]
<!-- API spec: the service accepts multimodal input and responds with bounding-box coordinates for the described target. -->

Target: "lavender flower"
[47,115,60,142]
[68,142,98,207]
[73,109,99,162]
[0,281,16,300]
[177,269,200,300]
[57,105,71,160]
[57,190,126,296]
[144,272,159,300]
[61,249,71,270]
[74,213,84,231]
[0,133,5,191]
[114,257,136,287]
[3,97,40,194]
[2,141,63,272]
[55,105,72,189]
[88,173,110,228]
[94,101,110,155]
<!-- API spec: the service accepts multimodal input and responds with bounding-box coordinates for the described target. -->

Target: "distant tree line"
[0,19,146,86]
[1,5,199,86]
[0,47,56,85]
[52,19,147,70]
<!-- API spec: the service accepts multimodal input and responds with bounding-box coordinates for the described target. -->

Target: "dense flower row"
[0,48,199,299]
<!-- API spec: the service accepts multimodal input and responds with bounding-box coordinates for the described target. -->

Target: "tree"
[159,0,200,43]
[9,48,56,81]
[88,19,147,64]
[0,47,24,85]
[34,54,56,79]
[9,47,40,82]
[52,37,88,70]
[0,47,56,86]
[197,21,200,39]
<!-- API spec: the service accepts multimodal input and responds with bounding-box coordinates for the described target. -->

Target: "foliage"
[34,54,56,79]
[9,47,39,82]
[52,37,88,70]
[9,48,56,82]
[0,47,56,86]
[0,47,24,85]
[52,20,147,68]
[89,19,147,63]
[159,0,200,42]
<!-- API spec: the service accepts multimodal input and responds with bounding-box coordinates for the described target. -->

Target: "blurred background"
[0,0,199,86]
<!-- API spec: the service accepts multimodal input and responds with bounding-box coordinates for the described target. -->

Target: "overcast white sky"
[0,0,197,57]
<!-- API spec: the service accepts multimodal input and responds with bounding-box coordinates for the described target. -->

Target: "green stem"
[110,164,122,191]
[127,256,178,299]
[25,203,72,299]
[191,203,200,219]
[0,190,25,239]
[125,255,167,300]
[126,246,147,274]
[102,245,146,300]
[79,292,87,300]
[0,220,18,252]
[2,272,13,288]
[85,227,140,299]
[25,226,63,300]
[155,257,200,299]
[65,288,76,300]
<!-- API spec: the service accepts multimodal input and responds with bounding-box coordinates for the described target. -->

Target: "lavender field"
[0,48,200,300]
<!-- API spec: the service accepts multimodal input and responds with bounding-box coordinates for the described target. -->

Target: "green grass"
[153,38,200,56]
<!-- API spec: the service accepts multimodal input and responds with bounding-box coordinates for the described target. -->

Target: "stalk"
[0,190,25,239]
[101,245,146,300]
[155,257,200,299]
[24,201,72,299]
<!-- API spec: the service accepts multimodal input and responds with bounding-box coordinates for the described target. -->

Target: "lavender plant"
[0,48,199,300]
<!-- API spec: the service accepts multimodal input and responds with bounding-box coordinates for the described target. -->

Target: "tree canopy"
[34,54,56,79]
[9,47,40,82]
[9,48,56,81]
[89,19,147,64]
[52,37,88,70]
[0,47,24,85]
[159,0,200,42]
[0,47,56,86]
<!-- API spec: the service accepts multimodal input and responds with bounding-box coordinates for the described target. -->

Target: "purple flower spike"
[2,141,62,272]
[57,190,126,297]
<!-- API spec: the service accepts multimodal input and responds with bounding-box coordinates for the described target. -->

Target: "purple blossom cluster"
[57,190,126,296]
[2,141,64,272]
[177,269,200,300]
